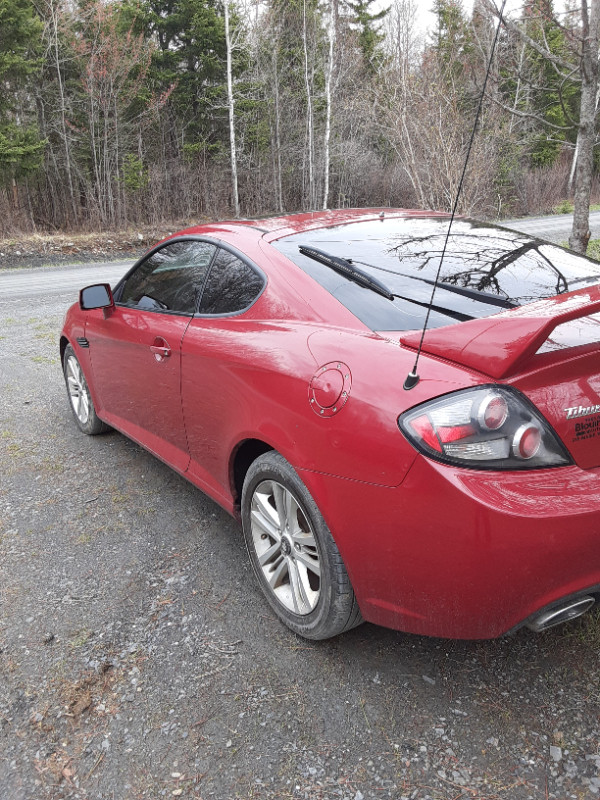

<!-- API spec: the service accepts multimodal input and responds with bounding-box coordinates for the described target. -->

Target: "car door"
[86,239,217,472]
[180,246,267,501]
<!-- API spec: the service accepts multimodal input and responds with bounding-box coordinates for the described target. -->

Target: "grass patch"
[31,355,57,365]
[586,239,600,260]
[554,200,574,214]
[559,238,600,260]
[554,201,600,214]
[69,628,92,649]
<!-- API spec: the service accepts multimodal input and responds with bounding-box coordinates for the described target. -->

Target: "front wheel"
[63,344,109,435]
[241,451,362,640]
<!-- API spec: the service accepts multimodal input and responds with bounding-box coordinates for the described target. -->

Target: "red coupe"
[61,209,600,639]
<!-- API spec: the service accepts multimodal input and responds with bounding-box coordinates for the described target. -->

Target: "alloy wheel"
[249,479,321,615]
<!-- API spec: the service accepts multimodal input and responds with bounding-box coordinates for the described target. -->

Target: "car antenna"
[403,0,508,391]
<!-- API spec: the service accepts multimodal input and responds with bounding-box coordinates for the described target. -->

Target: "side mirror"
[80,283,115,311]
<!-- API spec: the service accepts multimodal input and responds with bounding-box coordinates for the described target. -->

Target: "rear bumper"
[299,459,600,639]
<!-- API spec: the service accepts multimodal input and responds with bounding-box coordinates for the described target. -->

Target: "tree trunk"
[49,0,78,226]
[225,2,240,217]
[272,52,284,213]
[322,0,337,210]
[303,0,315,210]
[569,0,600,253]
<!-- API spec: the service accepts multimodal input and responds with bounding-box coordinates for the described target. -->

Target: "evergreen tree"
[0,0,44,185]
[521,0,578,166]
[343,0,389,71]
[431,0,472,84]
[123,0,229,148]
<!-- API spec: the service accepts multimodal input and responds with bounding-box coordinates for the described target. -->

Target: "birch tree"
[224,1,239,215]
[322,0,338,209]
[302,0,316,209]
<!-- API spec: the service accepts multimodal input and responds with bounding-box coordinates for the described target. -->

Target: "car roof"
[167,208,451,245]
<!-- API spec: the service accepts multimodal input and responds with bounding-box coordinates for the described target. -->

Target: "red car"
[61,208,600,640]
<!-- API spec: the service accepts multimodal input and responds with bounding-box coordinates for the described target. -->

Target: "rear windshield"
[271,217,600,331]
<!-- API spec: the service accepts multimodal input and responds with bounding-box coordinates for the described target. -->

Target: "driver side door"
[85,239,216,472]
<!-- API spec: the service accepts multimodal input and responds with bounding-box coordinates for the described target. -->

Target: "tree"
[343,0,389,71]
[73,0,153,226]
[224,1,239,215]
[322,0,338,209]
[123,0,228,148]
[433,0,471,74]
[0,0,44,215]
[484,0,600,253]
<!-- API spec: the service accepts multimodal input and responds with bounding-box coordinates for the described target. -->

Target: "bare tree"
[303,0,316,209]
[224,1,240,217]
[322,0,337,210]
[484,0,600,253]
[37,0,79,225]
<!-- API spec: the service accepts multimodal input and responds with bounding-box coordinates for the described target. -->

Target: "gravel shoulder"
[0,226,175,271]
[1,262,600,800]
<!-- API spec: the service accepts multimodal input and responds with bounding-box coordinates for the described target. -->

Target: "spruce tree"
[0,0,44,185]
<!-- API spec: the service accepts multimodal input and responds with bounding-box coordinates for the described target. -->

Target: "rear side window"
[119,240,216,314]
[199,248,264,315]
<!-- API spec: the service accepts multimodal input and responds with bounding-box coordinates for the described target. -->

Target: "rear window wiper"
[299,246,394,300]
[351,259,517,309]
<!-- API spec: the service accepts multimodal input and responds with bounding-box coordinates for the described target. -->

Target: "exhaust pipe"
[527,596,595,633]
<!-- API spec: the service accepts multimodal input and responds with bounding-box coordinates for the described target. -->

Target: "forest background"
[2,0,599,252]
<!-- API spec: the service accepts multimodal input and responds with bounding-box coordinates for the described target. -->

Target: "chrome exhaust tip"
[527,596,595,633]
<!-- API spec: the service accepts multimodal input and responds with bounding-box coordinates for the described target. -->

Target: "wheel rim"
[250,480,321,615]
[65,355,90,425]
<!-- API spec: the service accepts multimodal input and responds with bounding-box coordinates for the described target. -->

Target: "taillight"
[398,386,571,470]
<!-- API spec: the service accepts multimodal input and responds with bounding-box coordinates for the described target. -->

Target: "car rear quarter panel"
[299,457,600,638]
[180,285,493,518]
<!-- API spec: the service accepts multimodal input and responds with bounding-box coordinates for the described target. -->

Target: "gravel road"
[503,210,600,244]
[1,260,600,800]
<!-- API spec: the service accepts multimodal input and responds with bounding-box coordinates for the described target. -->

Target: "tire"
[241,451,362,640]
[63,344,109,435]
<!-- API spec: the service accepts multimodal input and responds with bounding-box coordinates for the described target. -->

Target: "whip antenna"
[403,0,508,390]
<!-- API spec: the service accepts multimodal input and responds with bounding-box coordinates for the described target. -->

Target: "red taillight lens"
[513,424,541,459]
[398,386,571,470]
[410,414,442,452]
[478,394,508,431]
[437,424,476,443]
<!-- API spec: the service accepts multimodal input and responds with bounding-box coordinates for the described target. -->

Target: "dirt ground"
[0,225,183,270]
[1,259,600,800]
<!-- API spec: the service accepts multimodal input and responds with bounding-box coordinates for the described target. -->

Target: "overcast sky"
[414,2,521,33]
[412,1,569,34]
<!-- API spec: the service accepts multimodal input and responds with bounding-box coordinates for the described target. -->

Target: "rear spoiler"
[400,285,600,379]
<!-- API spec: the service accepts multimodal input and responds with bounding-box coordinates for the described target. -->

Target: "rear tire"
[241,451,362,640]
[63,344,109,435]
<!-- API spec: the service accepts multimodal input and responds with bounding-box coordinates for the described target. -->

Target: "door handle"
[150,339,171,360]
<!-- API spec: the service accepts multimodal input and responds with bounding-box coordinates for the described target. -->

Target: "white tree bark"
[272,44,284,213]
[322,0,337,210]
[303,0,315,209]
[224,2,240,217]
[44,0,78,224]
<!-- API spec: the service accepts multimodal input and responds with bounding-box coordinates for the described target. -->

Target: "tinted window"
[272,218,600,331]
[199,248,264,315]
[119,240,216,314]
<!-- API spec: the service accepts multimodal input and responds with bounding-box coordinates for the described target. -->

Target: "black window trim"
[113,235,266,318]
